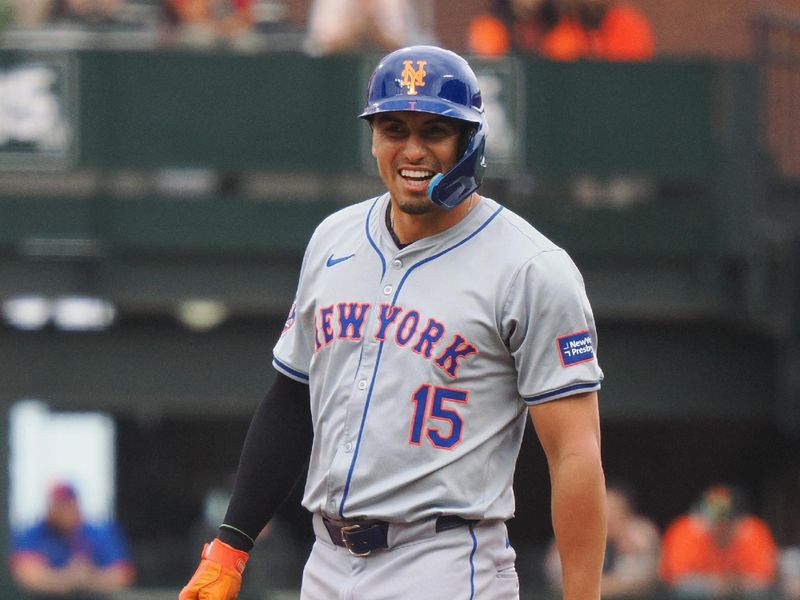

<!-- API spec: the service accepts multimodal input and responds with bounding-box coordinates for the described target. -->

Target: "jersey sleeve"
[503,249,603,404]
[272,229,319,384]
[10,526,45,560]
[89,522,134,568]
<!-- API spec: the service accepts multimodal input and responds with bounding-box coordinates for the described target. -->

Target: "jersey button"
[383,285,393,295]
[392,259,402,269]
[358,379,367,390]
[344,442,353,452]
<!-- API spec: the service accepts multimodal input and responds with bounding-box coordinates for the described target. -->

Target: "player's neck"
[388,194,479,246]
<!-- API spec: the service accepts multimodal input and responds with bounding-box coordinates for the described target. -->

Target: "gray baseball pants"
[300,513,520,600]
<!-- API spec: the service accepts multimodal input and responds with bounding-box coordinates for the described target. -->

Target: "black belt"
[322,515,476,556]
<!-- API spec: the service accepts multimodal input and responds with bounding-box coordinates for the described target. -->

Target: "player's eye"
[375,120,407,137]
[388,128,408,140]
[424,123,458,140]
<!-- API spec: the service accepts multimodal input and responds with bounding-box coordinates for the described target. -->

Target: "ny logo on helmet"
[400,60,427,96]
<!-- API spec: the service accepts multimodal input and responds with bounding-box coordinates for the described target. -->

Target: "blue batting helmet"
[359,45,487,209]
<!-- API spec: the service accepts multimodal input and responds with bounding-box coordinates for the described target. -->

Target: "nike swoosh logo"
[326,253,355,267]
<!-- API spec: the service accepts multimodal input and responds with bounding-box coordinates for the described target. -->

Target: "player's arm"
[530,390,606,600]
[83,561,136,593]
[11,553,79,594]
[180,372,313,600]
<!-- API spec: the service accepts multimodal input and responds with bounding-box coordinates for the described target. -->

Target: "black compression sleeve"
[217,372,312,551]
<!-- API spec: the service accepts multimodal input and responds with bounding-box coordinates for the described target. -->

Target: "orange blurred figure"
[660,484,778,598]
[468,0,654,61]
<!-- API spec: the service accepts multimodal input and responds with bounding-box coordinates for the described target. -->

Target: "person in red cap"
[9,482,135,599]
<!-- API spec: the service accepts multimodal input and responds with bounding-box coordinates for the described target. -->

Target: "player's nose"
[401,132,428,162]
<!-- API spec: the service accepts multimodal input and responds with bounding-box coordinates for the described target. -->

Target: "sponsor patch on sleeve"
[556,330,595,367]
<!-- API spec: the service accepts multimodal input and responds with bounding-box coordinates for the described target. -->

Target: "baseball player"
[180,45,606,600]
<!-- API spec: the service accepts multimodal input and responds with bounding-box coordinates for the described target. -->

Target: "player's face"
[47,498,81,533]
[370,112,462,215]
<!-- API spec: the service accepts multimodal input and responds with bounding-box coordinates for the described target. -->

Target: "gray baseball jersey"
[273,193,603,523]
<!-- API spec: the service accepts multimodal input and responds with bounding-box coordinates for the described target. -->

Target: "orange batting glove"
[179,539,249,600]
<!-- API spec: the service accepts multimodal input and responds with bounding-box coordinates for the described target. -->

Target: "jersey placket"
[328,239,408,518]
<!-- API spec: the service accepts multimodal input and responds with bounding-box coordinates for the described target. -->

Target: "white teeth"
[400,169,434,180]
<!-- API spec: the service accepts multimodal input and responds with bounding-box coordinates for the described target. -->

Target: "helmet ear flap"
[458,122,478,156]
[428,125,487,210]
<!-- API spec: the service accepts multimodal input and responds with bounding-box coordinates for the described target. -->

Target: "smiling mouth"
[399,168,436,183]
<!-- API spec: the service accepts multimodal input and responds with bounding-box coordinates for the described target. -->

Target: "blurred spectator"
[304,0,422,56]
[549,0,654,61]
[468,0,654,61]
[8,0,123,26]
[545,481,661,597]
[52,0,124,24]
[602,482,661,597]
[8,0,50,26]
[659,484,778,599]
[781,547,800,599]
[163,0,255,45]
[468,0,563,58]
[9,482,135,600]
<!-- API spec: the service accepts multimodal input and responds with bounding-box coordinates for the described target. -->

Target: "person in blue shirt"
[10,482,135,599]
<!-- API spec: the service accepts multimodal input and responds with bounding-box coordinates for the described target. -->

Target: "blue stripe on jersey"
[523,380,601,404]
[390,206,504,306]
[272,357,309,383]
[365,196,387,279]
[468,524,478,600]
[339,340,386,518]
[339,205,504,517]
[352,344,366,383]
[339,196,385,516]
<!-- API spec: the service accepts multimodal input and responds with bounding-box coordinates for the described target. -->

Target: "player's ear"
[367,119,377,158]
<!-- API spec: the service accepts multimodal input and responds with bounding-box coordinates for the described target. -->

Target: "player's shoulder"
[314,196,377,233]
[12,521,47,545]
[81,520,127,544]
[304,196,380,253]
[480,197,585,284]
[663,514,703,539]
[482,197,567,258]
[736,515,777,538]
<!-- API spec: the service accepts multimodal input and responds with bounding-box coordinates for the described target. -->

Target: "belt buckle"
[340,523,371,557]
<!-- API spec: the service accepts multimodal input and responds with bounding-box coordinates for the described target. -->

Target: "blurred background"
[1,0,800,598]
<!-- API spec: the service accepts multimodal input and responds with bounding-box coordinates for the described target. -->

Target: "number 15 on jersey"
[409,384,469,450]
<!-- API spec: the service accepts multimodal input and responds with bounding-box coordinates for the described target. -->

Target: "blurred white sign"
[9,400,116,530]
[0,54,76,170]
